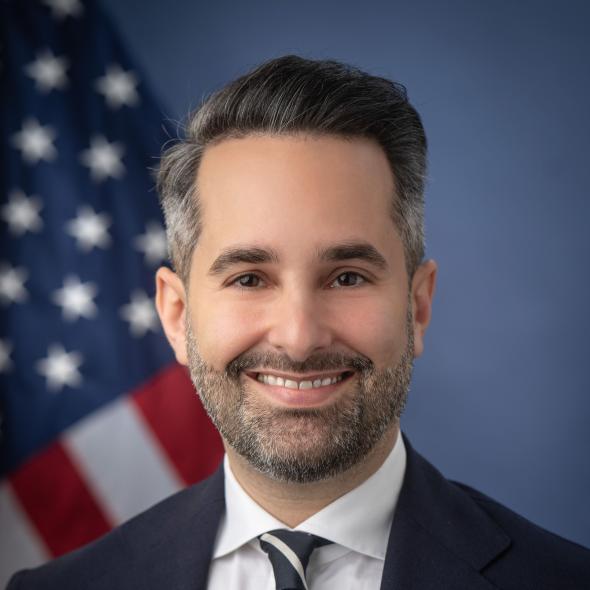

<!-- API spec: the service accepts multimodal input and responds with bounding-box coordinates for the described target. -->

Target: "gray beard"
[185,312,414,484]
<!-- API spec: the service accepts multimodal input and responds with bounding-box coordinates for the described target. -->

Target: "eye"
[329,271,367,288]
[230,273,264,289]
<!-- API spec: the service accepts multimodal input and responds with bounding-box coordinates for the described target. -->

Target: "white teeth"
[256,372,348,389]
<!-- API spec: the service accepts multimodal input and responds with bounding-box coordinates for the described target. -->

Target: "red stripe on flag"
[9,442,112,557]
[133,363,224,485]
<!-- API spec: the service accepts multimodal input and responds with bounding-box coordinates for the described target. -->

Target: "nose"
[265,289,333,362]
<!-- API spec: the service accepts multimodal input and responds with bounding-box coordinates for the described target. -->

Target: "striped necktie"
[259,529,332,590]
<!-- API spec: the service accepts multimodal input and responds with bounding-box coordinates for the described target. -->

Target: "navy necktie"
[259,529,332,590]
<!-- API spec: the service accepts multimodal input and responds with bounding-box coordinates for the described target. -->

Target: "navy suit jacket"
[6,436,590,589]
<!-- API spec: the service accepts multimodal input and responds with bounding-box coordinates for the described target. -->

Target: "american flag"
[0,0,223,584]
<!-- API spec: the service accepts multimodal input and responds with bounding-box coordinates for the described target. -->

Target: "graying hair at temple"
[156,54,428,281]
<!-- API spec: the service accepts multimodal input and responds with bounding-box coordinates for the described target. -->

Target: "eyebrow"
[208,246,280,276]
[207,240,388,276]
[317,241,388,271]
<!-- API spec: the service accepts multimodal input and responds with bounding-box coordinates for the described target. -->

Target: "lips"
[244,370,355,407]
[255,370,352,389]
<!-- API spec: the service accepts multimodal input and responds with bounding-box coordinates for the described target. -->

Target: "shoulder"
[397,436,590,590]
[454,480,590,588]
[6,469,224,590]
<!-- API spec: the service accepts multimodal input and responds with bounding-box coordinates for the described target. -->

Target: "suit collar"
[186,468,226,589]
[133,434,511,589]
[380,434,511,589]
[130,464,226,590]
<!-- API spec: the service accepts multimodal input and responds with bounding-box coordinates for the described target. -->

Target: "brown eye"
[331,272,366,288]
[234,274,262,288]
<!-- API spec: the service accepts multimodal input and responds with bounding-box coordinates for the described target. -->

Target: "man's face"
[158,134,434,483]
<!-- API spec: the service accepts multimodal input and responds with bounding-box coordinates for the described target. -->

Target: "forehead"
[194,134,401,260]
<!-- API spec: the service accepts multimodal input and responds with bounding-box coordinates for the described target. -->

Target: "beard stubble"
[185,310,415,484]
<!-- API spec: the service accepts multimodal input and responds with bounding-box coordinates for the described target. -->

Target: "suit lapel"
[125,436,511,589]
[131,465,225,590]
[380,436,511,590]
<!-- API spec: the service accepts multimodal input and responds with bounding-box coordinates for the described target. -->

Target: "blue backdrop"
[103,0,590,547]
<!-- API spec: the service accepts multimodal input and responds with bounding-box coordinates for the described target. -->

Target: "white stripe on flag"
[63,396,183,525]
[0,482,48,588]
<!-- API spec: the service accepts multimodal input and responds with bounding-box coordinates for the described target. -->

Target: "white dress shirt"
[207,433,407,590]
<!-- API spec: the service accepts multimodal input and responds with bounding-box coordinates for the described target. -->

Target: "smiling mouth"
[246,370,355,391]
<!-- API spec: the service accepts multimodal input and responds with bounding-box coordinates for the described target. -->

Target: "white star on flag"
[1,189,44,235]
[95,64,140,109]
[80,135,125,182]
[43,0,83,19]
[12,118,58,164]
[120,291,159,337]
[52,275,99,321]
[0,262,29,305]
[134,222,168,266]
[0,339,14,373]
[25,49,69,93]
[36,344,84,392]
[66,206,112,251]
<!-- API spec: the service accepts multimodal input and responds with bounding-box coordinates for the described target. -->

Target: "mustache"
[225,351,373,379]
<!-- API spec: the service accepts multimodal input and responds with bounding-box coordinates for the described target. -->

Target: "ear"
[155,266,189,365]
[410,259,437,358]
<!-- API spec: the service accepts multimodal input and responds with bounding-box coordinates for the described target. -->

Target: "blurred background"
[1,0,589,583]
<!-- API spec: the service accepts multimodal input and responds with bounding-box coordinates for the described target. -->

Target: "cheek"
[193,299,266,369]
[336,297,408,366]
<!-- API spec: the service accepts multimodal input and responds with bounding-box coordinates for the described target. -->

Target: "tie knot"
[259,529,332,590]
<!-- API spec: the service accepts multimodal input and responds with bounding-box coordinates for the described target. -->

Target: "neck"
[225,425,399,528]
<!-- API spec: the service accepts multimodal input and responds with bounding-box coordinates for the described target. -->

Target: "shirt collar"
[213,431,406,561]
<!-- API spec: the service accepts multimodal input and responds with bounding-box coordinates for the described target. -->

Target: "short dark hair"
[157,55,427,281]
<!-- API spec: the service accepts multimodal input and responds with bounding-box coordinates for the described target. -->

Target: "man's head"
[157,55,427,283]
[155,56,436,484]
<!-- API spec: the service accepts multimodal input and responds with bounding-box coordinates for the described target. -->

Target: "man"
[7,55,590,589]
